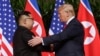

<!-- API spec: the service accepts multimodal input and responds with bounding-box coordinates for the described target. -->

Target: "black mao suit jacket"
[43,18,84,56]
[13,26,50,56]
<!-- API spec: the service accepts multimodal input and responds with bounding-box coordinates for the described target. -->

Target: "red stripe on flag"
[0,34,2,56]
[2,42,12,56]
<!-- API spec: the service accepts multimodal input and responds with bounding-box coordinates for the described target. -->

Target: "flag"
[0,0,17,56]
[77,0,100,56]
[25,0,46,37]
[25,0,53,56]
[49,0,65,55]
[49,0,65,35]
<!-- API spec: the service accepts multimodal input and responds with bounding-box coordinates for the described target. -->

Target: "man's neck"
[66,16,75,25]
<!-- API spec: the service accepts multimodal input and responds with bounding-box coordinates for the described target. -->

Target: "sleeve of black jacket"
[22,30,52,52]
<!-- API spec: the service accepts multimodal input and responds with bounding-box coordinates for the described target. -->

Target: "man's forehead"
[22,14,32,17]
[20,15,32,20]
[28,14,32,17]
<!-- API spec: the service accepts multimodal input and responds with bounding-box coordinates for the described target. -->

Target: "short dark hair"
[16,11,31,25]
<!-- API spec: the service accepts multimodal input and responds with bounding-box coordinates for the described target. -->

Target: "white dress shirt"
[66,16,75,25]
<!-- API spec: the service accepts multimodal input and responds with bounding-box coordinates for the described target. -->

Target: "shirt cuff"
[42,39,44,45]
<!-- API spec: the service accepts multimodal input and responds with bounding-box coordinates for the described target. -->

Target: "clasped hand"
[28,36,42,47]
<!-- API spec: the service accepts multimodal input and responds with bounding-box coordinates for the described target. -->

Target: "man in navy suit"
[28,3,84,56]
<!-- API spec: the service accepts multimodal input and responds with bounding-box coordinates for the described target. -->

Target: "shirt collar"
[66,16,75,25]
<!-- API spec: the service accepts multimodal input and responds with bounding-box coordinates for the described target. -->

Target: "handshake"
[28,36,43,47]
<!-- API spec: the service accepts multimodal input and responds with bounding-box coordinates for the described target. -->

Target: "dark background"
[10,0,100,34]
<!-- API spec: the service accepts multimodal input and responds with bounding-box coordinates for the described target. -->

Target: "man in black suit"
[13,11,50,56]
[28,4,84,56]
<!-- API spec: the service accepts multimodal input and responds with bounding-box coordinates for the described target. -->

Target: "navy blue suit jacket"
[43,18,84,56]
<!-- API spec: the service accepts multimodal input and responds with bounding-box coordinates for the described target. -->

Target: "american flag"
[0,0,17,56]
[49,0,65,35]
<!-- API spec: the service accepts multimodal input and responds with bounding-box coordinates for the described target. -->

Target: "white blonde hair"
[58,3,75,16]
